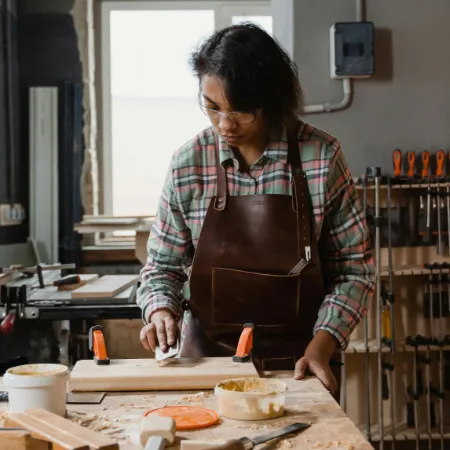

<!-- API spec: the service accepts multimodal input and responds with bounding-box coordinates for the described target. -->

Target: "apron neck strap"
[213,134,227,211]
[287,120,312,260]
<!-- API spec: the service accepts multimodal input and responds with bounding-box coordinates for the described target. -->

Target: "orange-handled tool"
[436,149,445,178]
[392,149,402,178]
[232,323,254,363]
[407,151,416,178]
[421,150,430,179]
[89,325,110,365]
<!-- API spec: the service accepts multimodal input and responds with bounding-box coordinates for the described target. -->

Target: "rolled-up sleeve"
[136,158,193,323]
[314,141,376,350]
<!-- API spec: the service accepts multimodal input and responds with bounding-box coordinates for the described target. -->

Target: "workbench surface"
[0,374,373,450]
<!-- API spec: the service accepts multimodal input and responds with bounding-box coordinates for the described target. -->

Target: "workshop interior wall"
[294,0,450,179]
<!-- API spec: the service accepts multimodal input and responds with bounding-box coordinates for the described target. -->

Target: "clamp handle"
[232,323,254,363]
[89,325,110,365]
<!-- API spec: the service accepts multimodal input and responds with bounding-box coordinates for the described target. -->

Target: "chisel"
[436,150,445,254]
[422,150,431,243]
[393,149,402,181]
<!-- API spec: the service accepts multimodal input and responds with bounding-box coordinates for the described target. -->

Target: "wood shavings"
[179,392,211,403]
[67,411,123,437]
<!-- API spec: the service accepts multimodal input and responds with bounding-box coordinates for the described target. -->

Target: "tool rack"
[341,153,450,450]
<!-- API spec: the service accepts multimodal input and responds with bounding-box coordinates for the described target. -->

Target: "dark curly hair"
[189,22,304,129]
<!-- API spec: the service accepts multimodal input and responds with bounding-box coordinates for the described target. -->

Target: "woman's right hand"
[140,309,178,352]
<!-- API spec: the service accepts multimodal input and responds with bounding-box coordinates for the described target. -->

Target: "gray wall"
[293,0,450,178]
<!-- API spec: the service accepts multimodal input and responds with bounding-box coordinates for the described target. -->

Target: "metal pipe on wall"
[304,0,364,114]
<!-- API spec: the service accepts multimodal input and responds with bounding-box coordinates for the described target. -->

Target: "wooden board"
[68,357,259,392]
[5,408,118,450]
[71,275,138,299]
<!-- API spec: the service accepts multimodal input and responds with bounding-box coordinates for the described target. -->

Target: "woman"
[137,23,375,395]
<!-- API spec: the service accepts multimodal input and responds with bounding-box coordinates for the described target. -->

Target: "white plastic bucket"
[3,363,69,416]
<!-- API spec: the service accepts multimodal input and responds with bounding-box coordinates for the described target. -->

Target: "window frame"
[99,0,271,216]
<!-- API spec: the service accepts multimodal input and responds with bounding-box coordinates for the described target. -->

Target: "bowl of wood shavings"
[214,377,287,421]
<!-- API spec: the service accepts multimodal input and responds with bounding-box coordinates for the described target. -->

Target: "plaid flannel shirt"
[137,121,375,350]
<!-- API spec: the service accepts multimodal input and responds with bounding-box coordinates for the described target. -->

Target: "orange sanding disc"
[145,405,220,430]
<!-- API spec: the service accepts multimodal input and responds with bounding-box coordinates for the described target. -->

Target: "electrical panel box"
[329,21,374,79]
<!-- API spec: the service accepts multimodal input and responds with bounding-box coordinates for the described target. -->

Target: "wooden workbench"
[0,374,373,450]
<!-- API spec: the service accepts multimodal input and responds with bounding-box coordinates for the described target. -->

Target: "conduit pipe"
[304,0,364,114]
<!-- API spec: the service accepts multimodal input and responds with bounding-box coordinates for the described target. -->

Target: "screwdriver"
[393,149,402,179]
[421,150,430,180]
[407,151,416,179]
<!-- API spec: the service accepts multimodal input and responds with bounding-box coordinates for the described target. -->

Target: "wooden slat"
[71,275,139,299]
[5,413,89,450]
[26,409,118,450]
[0,429,50,450]
[68,357,259,392]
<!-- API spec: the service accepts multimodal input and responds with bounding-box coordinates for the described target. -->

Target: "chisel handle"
[436,149,445,178]
[407,151,416,178]
[421,150,430,179]
[393,149,402,177]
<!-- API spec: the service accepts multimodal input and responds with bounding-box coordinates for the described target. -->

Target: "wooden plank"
[5,413,89,450]
[71,275,138,299]
[26,409,118,450]
[0,429,49,450]
[5,408,119,450]
[68,357,259,392]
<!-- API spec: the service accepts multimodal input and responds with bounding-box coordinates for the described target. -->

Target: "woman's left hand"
[294,353,338,395]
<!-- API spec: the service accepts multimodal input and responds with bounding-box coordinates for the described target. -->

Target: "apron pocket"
[211,267,300,326]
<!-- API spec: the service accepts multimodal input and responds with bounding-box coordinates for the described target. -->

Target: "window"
[101,1,272,218]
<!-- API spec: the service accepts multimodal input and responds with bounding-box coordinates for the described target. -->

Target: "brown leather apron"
[183,122,339,382]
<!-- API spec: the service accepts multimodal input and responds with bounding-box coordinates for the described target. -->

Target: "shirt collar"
[217,125,290,167]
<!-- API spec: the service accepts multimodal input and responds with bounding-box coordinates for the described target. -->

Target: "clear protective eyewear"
[199,103,260,125]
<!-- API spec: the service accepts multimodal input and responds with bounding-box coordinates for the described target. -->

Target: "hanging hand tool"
[424,264,437,344]
[436,150,445,254]
[89,325,110,365]
[366,166,384,449]
[435,265,446,450]
[421,150,430,180]
[406,151,417,180]
[422,151,432,243]
[392,149,402,182]
[361,172,371,442]
[418,348,433,449]
[406,336,420,450]
[385,176,396,446]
